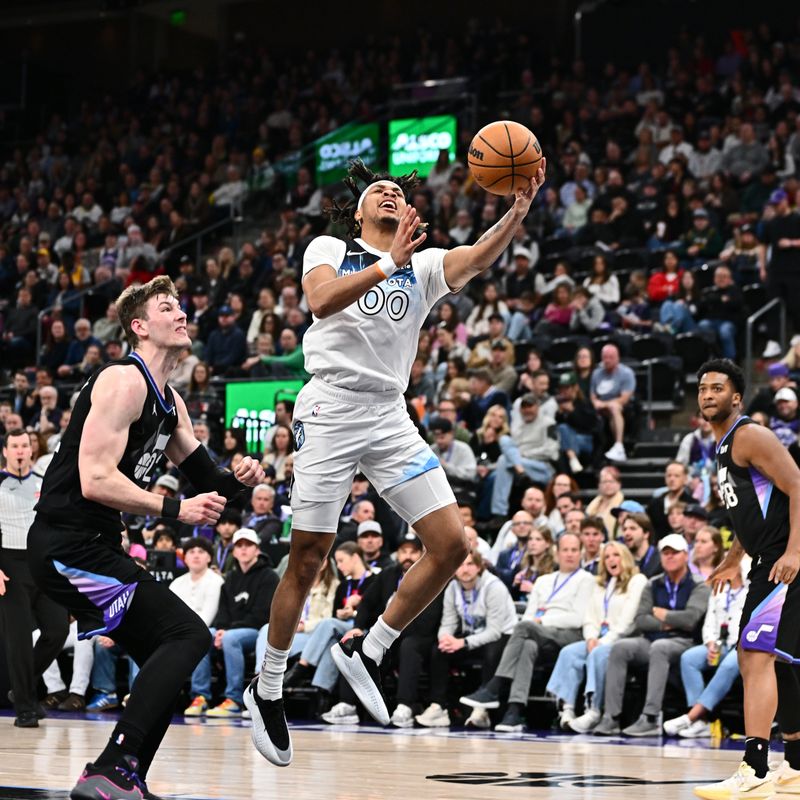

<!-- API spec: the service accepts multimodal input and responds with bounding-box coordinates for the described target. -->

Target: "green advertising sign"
[225,379,305,455]
[389,115,457,177]
[315,122,380,185]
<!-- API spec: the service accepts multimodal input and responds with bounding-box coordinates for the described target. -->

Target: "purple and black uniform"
[28,353,178,639]
[716,415,800,661]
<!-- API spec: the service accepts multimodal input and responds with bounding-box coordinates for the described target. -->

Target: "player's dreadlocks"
[326,158,421,237]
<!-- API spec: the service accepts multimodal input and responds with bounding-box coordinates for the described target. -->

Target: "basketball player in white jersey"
[245,158,547,765]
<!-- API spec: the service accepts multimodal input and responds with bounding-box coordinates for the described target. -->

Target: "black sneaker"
[14,711,39,728]
[242,677,293,767]
[459,685,500,710]
[495,707,526,733]
[70,755,146,799]
[7,689,46,719]
[41,690,69,710]
[330,636,390,726]
[282,661,313,689]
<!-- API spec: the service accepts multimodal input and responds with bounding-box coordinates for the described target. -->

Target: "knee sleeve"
[776,663,800,734]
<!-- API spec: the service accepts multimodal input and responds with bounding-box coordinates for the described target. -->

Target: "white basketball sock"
[257,643,290,700]
[361,615,401,666]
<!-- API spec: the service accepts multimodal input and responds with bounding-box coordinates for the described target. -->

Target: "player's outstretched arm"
[79,366,225,525]
[303,206,426,319]
[443,158,547,291]
[736,422,800,584]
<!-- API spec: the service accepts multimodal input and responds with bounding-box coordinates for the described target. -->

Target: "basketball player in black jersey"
[28,276,265,800]
[694,359,800,799]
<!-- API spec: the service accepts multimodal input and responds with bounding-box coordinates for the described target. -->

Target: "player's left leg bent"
[335,411,467,724]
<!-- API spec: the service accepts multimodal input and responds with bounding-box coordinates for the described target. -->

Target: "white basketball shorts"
[290,377,455,532]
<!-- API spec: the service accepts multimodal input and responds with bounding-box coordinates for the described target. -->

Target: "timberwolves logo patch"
[292,420,306,450]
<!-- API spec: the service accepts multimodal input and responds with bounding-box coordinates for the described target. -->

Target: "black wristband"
[162,496,181,519]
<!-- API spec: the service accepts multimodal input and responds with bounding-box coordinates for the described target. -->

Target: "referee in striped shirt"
[0,428,68,727]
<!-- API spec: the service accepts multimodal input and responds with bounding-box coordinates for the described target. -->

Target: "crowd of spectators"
[4,19,800,733]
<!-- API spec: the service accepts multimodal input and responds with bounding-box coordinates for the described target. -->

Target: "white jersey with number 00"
[301,235,451,393]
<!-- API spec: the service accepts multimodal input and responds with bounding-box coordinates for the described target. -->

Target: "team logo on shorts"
[312,404,322,417]
[292,420,305,450]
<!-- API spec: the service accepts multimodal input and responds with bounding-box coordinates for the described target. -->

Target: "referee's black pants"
[0,548,69,716]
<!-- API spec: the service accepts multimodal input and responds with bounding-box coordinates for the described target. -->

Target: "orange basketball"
[467,120,543,195]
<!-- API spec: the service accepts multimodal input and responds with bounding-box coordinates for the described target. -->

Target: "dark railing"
[745,297,787,401]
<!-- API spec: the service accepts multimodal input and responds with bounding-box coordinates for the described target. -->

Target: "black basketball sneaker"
[331,636,390,726]
[242,677,293,767]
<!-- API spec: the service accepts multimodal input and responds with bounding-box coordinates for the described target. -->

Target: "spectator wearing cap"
[430,417,478,488]
[204,303,248,376]
[646,461,693,542]
[761,187,800,354]
[170,537,224,637]
[555,372,598,474]
[781,334,800,383]
[770,387,800,457]
[590,343,635,462]
[326,533,439,728]
[468,314,512,368]
[620,511,662,578]
[681,503,709,551]
[416,550,517,729]
[490,393,558,518]
[356,520,394,572]
[696,265,743,360]
[594,533,710,737]
[659,125,695,166]
[504,247,537,307]
[462,369,510,431]
[189,283,216,345]
[689,130,723,183]
[486,340,519,396]
[187,528,278,718]
[679,208,723,266]
[210,508,242,576]
[747,361,796,417]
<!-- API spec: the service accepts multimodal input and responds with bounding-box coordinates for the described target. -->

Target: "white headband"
[357,181,403,210]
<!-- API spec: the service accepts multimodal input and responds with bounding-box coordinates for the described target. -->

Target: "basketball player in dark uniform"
[28,276,264,800]
[695,359,800,799]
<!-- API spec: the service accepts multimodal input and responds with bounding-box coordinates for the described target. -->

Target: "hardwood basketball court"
[0,712,752,799]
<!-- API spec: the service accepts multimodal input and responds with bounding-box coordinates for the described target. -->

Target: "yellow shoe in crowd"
[183,696,208,717]
[207,698,242,718]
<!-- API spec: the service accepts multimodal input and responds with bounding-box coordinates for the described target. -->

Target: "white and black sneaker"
[330,637,390,726]
[242,678,293,767]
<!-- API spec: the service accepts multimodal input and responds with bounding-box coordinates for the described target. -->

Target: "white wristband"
[375,256,398,280]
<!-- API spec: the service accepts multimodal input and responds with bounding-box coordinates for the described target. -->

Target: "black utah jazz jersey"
[35,353,178,536]
[716,416,789,560]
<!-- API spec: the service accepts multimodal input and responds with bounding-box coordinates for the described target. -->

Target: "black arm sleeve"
[177,444,246,501]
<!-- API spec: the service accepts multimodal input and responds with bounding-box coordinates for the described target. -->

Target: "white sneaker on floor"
[559,705,576,730]
[568,455,584,474]
[390,703,414,728]
[415,703,451,728]
[769,759,800,794]
[693,761,774,799]
[321,702,359,725]
[663,713,692,736]
[604,442,627,462]
[679,719,711,739]
[465,707,491,729]
[567,707,601,733]
[763,340,782,359]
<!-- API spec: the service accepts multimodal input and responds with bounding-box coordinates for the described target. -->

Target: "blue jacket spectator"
[205,305,248,375]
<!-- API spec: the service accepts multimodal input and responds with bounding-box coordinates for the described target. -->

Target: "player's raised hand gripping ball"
[468,120,544,196]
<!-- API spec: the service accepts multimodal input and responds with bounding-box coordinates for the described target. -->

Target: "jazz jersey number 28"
[717,466,739,509]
